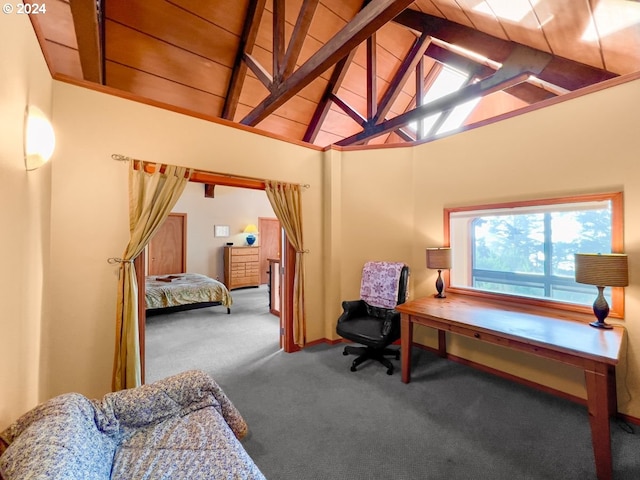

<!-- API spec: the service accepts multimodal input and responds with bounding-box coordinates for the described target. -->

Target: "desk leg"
[437,329,447,357]
[584,363,615,480]
[401,314,412,384]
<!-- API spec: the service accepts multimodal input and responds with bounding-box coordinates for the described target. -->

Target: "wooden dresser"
[223,246,260,290]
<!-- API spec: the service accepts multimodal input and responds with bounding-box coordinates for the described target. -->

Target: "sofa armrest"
[93,370,248,440]
[0,393,116,480]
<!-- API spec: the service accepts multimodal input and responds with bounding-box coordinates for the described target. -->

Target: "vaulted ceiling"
[31,0,640,147]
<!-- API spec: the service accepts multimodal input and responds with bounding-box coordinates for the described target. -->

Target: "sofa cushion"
[111,407,264,479]
[0,393,116,480]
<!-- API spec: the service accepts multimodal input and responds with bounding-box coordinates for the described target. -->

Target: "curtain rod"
[111,154,309,189]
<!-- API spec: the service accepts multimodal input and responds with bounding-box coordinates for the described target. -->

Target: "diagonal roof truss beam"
[393,9,616,92]
[373,31,431,125]
[336,44,552,146]
[70,0,103,83]
[302,50,357,143]
[281,0,320,79]
[241,0,415,127]
[222,0,266,120]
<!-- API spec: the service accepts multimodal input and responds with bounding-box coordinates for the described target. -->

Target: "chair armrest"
[381,310,400,337]
[337,300,367,324]
[342,300,365,314]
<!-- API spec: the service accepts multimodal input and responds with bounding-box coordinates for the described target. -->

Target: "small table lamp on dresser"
[243,224,258,245]
[426,247,452,298]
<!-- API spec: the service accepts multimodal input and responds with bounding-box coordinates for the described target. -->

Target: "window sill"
[446,286,624,322]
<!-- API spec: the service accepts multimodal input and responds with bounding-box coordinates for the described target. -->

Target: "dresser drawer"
[224,246,260,290]
[231,248,258,257]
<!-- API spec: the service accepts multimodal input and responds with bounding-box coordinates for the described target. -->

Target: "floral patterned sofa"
[0,370,265,480]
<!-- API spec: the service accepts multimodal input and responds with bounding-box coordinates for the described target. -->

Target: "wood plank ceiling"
[32,0,640,148]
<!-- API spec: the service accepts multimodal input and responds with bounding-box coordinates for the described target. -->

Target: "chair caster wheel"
[395,352,400,360]
[350,366,357,372]
[386,369,393,375]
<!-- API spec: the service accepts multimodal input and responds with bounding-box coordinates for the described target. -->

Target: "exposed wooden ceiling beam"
[273,0,286,85]
[302,51,357,143]
[424,42,558,104]
[336,45,552,146]
[395,128,415,142]
[394,9,616,92]
[302,0,369,143]
[282,0,320,79]
[331,94,367,126]
[367,33,378,120]
[222,0,267,120]
[70,0,103,83]
[415,56,425,141]
[241,0,415,127]
[244,53,273,90]
[373,32,431,125]
[424,44,494,79]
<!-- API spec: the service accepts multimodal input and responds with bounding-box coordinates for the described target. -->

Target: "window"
[446,192,624,317]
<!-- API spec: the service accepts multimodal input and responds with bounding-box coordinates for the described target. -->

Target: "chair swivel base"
[342,345,400,375]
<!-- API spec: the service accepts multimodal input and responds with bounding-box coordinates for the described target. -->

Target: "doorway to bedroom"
[140,182,289,384]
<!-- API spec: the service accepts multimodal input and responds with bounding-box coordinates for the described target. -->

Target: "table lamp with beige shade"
[574,253,628,329]
[426,247,451,298]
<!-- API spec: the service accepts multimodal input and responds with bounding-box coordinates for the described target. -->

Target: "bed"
[145,273,232,315]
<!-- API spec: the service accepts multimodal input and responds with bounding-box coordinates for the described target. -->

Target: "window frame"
[444,192,625,319]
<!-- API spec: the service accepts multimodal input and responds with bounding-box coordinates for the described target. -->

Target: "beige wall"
[5,13,640,429]
[333,76,640,417]
[413,78,640,416]
[0,13,53,429]
[170,183,275,280]
[42,81,325,401]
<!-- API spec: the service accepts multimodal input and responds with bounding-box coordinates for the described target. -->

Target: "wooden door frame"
[281,239,298,353]
[135,172,299,384]
[258,216,281,285]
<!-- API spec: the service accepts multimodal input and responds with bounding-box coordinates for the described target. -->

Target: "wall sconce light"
[574,253,628,329]
[426,247,452,298]
[243,224,259,245]
[24,105,56,171]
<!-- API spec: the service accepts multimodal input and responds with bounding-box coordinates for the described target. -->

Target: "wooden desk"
[397,294,624,480]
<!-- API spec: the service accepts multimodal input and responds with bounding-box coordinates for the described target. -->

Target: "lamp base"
[434,270,446,299]
[589,321,613,329]
[589,286,612,329]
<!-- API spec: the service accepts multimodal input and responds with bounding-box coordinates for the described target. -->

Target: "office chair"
[336,261,409,375]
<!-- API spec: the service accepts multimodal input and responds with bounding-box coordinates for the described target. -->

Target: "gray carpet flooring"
[145,287,640,480]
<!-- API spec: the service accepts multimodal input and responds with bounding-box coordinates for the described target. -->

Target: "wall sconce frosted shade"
[426,247,452,298]
[574,253,628,329]
[24,105,55,170]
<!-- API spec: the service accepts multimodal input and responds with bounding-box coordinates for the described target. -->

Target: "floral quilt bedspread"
[145,273,232,310]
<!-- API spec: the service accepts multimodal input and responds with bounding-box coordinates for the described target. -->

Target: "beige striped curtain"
[112,161,191,391]
[265,180,306,347]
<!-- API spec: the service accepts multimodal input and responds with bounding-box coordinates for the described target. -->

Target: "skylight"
[582,0,640,42]
[410,65,481,138]
[473,0,541,23]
